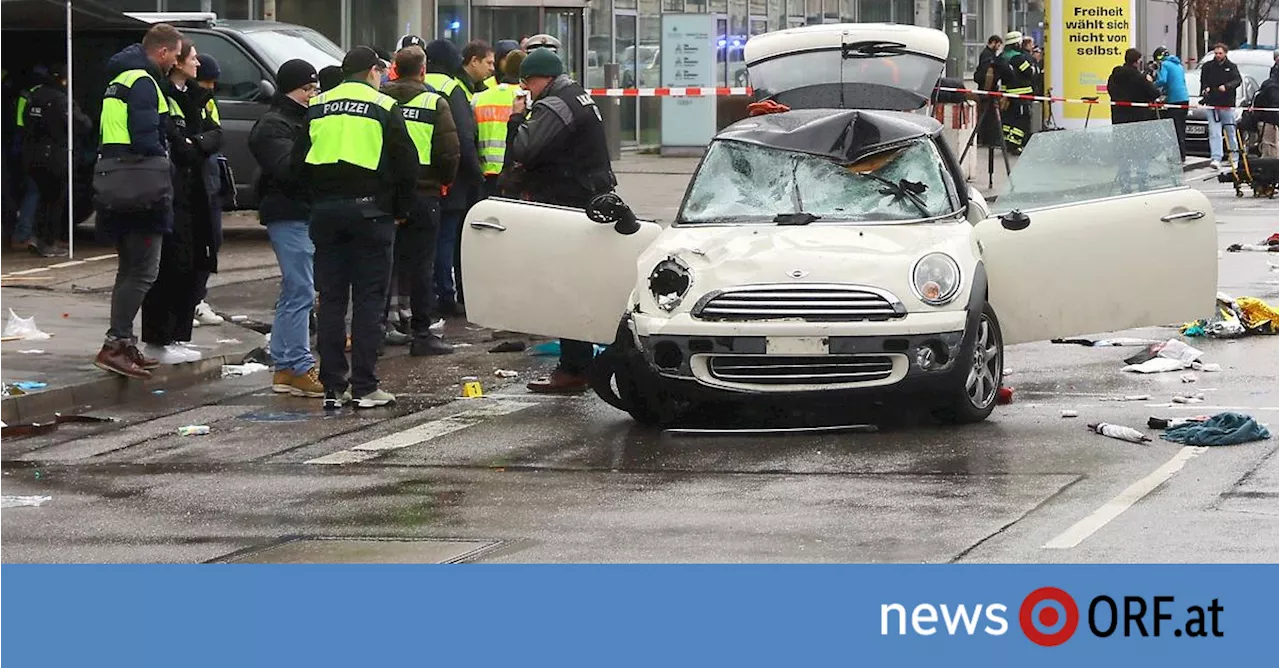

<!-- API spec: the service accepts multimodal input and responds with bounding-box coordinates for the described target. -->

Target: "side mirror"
[585,192,641,235]
[1000,209,1031,231]
[258,79,277,101]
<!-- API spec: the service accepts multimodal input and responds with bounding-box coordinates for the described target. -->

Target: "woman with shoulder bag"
[140,38,222,365]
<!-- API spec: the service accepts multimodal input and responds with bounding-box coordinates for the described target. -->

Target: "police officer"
[381,45,461,356]
[291,46,418,410]
[996,31,1035,155]
[481,40,521,92]
[473,48,524,196]
[504,48,617,394]
[22,63,91,257]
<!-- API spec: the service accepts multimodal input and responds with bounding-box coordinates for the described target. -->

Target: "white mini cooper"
[461,23,1217,425]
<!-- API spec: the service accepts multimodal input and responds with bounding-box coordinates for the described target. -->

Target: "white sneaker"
[144,343,191,365]
[354,388,396,409]
[1209,160,1221,169]
[430,318,445,333]
[192,318,201,328]
[194,301,224,325]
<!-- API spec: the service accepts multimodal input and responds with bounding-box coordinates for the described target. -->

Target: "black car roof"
[714,108,942,164]
[211,19,318,33]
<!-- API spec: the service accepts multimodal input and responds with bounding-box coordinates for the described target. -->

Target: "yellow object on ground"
[1235,297,1279,334]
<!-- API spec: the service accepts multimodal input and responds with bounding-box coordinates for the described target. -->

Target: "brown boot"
[125,344,160,370]
[526,369,589,394]
[94,342,151,380]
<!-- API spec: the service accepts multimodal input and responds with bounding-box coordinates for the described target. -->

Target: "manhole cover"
[214,537,501,564]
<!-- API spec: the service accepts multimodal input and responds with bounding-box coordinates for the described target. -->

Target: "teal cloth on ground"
[1161,412,1272,446]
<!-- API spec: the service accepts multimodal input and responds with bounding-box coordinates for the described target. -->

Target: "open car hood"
[744,23,949,112]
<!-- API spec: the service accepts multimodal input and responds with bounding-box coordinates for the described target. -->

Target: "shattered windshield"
[993,119,1184,214]
[679,138,956,224]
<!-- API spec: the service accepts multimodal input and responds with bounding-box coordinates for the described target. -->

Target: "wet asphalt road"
[2,175,1276,564]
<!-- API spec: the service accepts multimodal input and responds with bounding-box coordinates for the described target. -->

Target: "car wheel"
[933,304,1003,424]
[588,331,685,427]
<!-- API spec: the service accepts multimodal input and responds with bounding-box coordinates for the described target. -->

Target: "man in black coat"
[1199,43,1243,169]
[973,35,1003,146]
[1107,48,1161,124]
[20,63,92,257]
[424,39,483,318]
[248,59,325,398]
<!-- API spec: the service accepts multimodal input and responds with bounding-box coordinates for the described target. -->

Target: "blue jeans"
[267,220,316,375]
[1207,108,1239,164]
[13,176,38,243]
[434,209,463,308]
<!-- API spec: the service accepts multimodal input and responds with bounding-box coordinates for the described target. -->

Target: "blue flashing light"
[450,20,461,30]
[717,39,727,47]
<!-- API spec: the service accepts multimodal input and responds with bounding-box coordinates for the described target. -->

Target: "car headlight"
[648,257,692,312]
[912,253,961,306]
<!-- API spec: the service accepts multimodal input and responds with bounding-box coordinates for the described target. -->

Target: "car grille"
[691,284,905,321]
[707,354,896,385]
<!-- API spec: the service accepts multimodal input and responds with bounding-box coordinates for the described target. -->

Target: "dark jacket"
[290,78,418,219]
[1107,64,1161,124]
[249,93,311,224]
[21,82,92,177]
[427,51,482,211]
[1255,74,1279,127]
[503,75,615,206]
[381,77,460,195]
[1199,57,1242,108]
[974,46,1000,90]
[95,43,171,239]
[162,79,222,273]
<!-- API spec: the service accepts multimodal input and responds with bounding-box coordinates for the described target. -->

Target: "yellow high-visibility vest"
[99,70,169,147]
[472,83,518,175]
[304,81,397,171]
[400,89,442,165]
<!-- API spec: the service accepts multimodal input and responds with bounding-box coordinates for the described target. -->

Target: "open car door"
[461,198,664,344]
[976,119,1217,345]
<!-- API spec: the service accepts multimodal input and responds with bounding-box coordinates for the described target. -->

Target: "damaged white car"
[461,23,1217,425]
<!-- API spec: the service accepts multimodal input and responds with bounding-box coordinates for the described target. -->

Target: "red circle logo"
[1020,587,1079,646]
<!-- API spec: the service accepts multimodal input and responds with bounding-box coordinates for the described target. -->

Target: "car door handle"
[1161,211,1205,222]
[469,221,507,231]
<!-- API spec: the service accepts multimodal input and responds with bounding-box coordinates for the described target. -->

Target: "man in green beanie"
[503,47,617,394]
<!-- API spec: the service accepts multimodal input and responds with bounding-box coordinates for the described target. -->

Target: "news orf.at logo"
[880,588,1224,645]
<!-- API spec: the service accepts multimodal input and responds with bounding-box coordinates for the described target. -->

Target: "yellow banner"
[1060,0,1132,119]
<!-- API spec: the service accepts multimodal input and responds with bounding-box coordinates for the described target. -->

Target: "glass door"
[616,11,639,144]
[544,8,583,82]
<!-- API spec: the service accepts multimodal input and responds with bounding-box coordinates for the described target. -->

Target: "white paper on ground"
[1,495,52,508]
[1155,339,1204,364]
[1123,357,1188,374]
[2,309,51,340]
[221,362,270,378]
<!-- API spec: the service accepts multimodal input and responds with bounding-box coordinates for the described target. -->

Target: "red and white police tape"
[933,86,1280,112]
[586,86,753,97]
[583,84,1280,112]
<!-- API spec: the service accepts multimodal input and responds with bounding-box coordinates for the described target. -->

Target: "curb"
[1,351,248,426]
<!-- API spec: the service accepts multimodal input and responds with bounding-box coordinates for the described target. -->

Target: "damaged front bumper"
[628,311,969,395]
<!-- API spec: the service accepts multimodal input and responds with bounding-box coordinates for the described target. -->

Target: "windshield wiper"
[858,173,930,217]
[842,40,907,59]
[774,212,822,225]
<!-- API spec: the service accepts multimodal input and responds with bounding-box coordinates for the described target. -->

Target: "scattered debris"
[1180,373,1198,383]
[530,340,560,357]
[16,349,45,354]
[216,338,243,344]
[240,348,272,366]
[2,309,51,340]
[1101,395,1151,402]
[0,412,117,439]
[1123,358,1191,374]
[1088,422,1152,443]
[1,495,52,508]
[12,381,47,391]
[1061,410,1079,418]
[493,369,519,378]
[1172,393,1207,404]
[1148,416,1209,429]
[1182,293,1278,338]
[1161,412,1272,445]
[1191,362,1221,372]
[490,341,527,353]
[230,315,249,322]
[1002,368,1013,376]
[997,387,1014,404]
[152,389,166,395]
[1052,337,1163,347]
[1225,234,1278,253]
[177,425,211,436]
[221,362,270,378]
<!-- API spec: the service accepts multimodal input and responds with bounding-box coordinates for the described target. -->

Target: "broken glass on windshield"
[678,139,956,224]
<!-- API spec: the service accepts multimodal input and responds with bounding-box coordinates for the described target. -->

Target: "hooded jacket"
[248,93,311,224]
[1199,56,1242,108]
[1107,63,1161,124]
[95,43,171,239]
[1254,72,1279,127]
[162,77,222,274]
[381,77,461,194]
[425,39,483,210]
[1153,55,1189,103]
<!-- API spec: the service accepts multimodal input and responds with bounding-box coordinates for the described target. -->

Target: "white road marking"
[84,254,117,262]
[46,260,85,269]
[305,396,542,464]
[1043,446,1210,549]
[8,267,51,275]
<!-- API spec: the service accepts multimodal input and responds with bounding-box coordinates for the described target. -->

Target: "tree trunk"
[1176,2,1186,57]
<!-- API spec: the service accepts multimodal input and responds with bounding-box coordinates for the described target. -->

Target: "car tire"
[933,304,1003,424]
[589,330,685,427]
